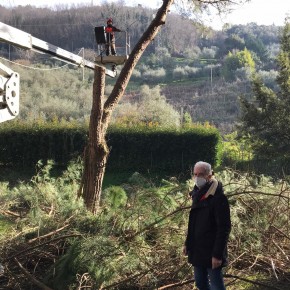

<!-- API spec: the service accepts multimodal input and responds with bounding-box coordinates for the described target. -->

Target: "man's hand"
[212,257,222,269]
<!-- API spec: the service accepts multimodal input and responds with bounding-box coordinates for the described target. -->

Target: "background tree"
[222,48,255,81]
[111,85,181,127]
[138,85,181,127]
[239,21,290,158]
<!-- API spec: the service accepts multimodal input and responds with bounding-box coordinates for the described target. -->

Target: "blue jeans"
[194,266,226,290]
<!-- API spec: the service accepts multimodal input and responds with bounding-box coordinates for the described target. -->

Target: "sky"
[2,0,290,30]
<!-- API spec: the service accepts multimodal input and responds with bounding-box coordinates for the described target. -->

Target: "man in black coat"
[184,161,231,290]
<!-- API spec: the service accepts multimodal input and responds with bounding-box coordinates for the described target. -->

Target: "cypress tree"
[239,21,290,158]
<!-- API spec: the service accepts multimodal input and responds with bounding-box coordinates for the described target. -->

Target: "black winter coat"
[185,181,231,268]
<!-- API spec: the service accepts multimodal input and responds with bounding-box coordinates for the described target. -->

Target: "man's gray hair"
[194,161,212,175]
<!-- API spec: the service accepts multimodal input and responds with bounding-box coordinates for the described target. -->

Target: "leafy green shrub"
[173,66,188,79]
[102,186,128,209]
[143,67,166,82]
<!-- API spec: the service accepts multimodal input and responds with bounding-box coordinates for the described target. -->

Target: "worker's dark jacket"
[105,24,121,41]
[185,181,231,268]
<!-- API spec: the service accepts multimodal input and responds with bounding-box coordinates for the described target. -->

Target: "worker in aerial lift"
[105,18,122,56]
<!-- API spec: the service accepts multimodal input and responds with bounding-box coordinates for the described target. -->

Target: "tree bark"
[80,66,108,213]
[79,0,174,213]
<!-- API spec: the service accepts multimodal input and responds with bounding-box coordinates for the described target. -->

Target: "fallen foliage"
[0,163,289,289]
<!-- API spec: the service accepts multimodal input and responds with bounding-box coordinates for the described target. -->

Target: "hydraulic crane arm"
[0,21,115,77]
[0,62,19,123]
[0,21,117,122]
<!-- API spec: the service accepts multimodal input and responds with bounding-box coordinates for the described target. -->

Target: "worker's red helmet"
[107,18,113,24]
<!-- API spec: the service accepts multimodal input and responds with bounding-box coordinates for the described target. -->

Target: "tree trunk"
[80,0,174,213]
[80,66,108,213]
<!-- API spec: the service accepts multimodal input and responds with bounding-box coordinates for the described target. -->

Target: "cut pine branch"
[14,258,54,290]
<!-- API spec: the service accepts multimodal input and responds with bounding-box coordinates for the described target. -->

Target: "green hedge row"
[0,122,222,172]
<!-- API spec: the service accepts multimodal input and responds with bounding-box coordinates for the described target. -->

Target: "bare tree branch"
[224,274,282,290]
[14,258,54,290]
[5,234,81,262]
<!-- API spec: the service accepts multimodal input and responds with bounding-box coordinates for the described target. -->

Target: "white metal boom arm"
[0,21,116,122]
[0,62,19,123]
[0,22,115,76]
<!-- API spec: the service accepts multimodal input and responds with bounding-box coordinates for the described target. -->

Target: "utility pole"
[180,106,184,127]
[210,64,213,94]
[82,47,85,82]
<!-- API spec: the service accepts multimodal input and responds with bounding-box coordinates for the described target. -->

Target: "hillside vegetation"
[0,3,283,132]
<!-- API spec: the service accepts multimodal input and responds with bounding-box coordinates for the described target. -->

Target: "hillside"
[0,3,283,132]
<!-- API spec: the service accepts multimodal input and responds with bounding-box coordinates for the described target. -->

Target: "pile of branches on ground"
[0,221,81,290]
[0,163,289,289]
[220,169,290,290]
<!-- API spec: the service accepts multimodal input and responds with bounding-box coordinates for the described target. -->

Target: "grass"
[103,171,134,188]
[0,216,13,234]
[0,165,35,186]
[0,164,189,190]
[0,165,134,188]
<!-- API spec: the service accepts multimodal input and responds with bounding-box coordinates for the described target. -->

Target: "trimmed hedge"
[0,121,222,172]
[107,126,222,172]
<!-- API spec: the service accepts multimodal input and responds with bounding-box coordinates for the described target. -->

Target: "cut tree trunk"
[80,66,108,213]
[80,0,174,213]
